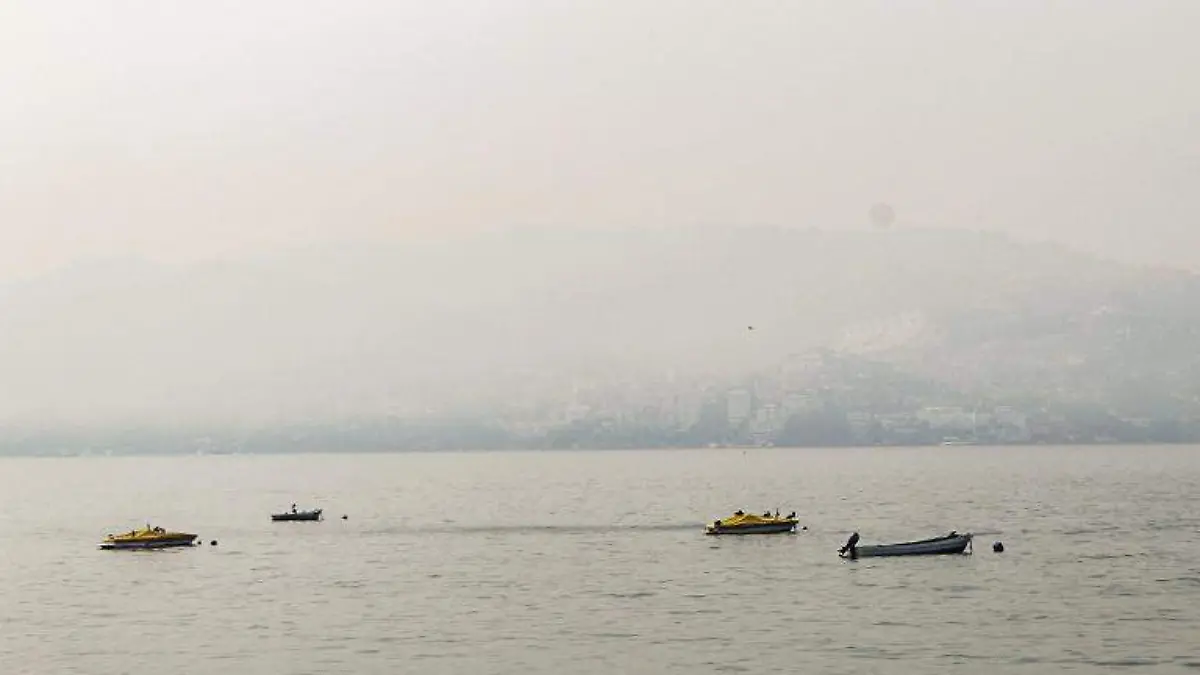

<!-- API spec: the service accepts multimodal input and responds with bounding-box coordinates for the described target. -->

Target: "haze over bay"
[5,2,1200,454]
[4,226,1200,455]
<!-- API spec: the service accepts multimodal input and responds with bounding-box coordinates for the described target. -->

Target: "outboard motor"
[839,532,860,559]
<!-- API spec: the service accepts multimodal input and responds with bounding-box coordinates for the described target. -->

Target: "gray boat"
[271,508,322,522]
[839,531,973,558]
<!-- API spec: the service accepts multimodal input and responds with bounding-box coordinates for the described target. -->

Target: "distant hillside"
[1,226,1197,428]
[840,267,1200,417]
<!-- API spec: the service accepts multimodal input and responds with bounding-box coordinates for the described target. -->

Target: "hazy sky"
[3,0,1199,280]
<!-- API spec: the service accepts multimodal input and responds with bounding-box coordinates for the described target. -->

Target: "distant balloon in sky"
[869,202,896,229]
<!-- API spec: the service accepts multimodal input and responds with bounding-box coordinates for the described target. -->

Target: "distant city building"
[727,388,753,425]
[781,392,818,418]
[845,411,876,443]
[992,406,1031,442]
[750,404,783,436]
[672,392,704,430]
[917,406,972,431]
[564,404,591,424]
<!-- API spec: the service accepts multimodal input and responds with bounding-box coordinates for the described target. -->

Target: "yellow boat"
[99,525,198,550]
[705,511,799,535]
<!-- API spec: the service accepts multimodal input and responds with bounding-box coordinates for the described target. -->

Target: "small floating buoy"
[341,515,348,520]
[992,541,1004,553]
[210,540,218,546]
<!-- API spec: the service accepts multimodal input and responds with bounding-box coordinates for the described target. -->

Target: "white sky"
[3,0,1199,279]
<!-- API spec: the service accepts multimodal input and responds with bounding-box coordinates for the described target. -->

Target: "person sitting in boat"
[734,510,745,516]
[291,504,297,514]
[786,511,796,519]
[762,510,772,518]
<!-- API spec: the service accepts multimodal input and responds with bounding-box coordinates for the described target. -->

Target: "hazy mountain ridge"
[1,226,1196,434]
[842,265,1200,416]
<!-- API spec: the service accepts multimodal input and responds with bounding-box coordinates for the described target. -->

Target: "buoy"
[992,541,1004,553]
[342,515,348,520]
[210,540,218,546]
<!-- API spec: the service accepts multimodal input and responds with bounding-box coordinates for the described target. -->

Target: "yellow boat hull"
[99,526,198,550]
[705,514,798,535]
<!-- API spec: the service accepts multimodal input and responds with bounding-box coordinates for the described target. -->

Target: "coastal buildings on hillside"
[3,349,1198,456]
[478,350,1192,448]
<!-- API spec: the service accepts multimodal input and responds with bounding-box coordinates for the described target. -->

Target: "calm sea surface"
[2,446,1199,674]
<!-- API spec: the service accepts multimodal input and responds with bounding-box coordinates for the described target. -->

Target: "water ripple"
[0,447,1198,674]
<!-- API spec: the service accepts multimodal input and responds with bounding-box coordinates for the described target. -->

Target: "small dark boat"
[840,531,973,558]
[271,508,322,522]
